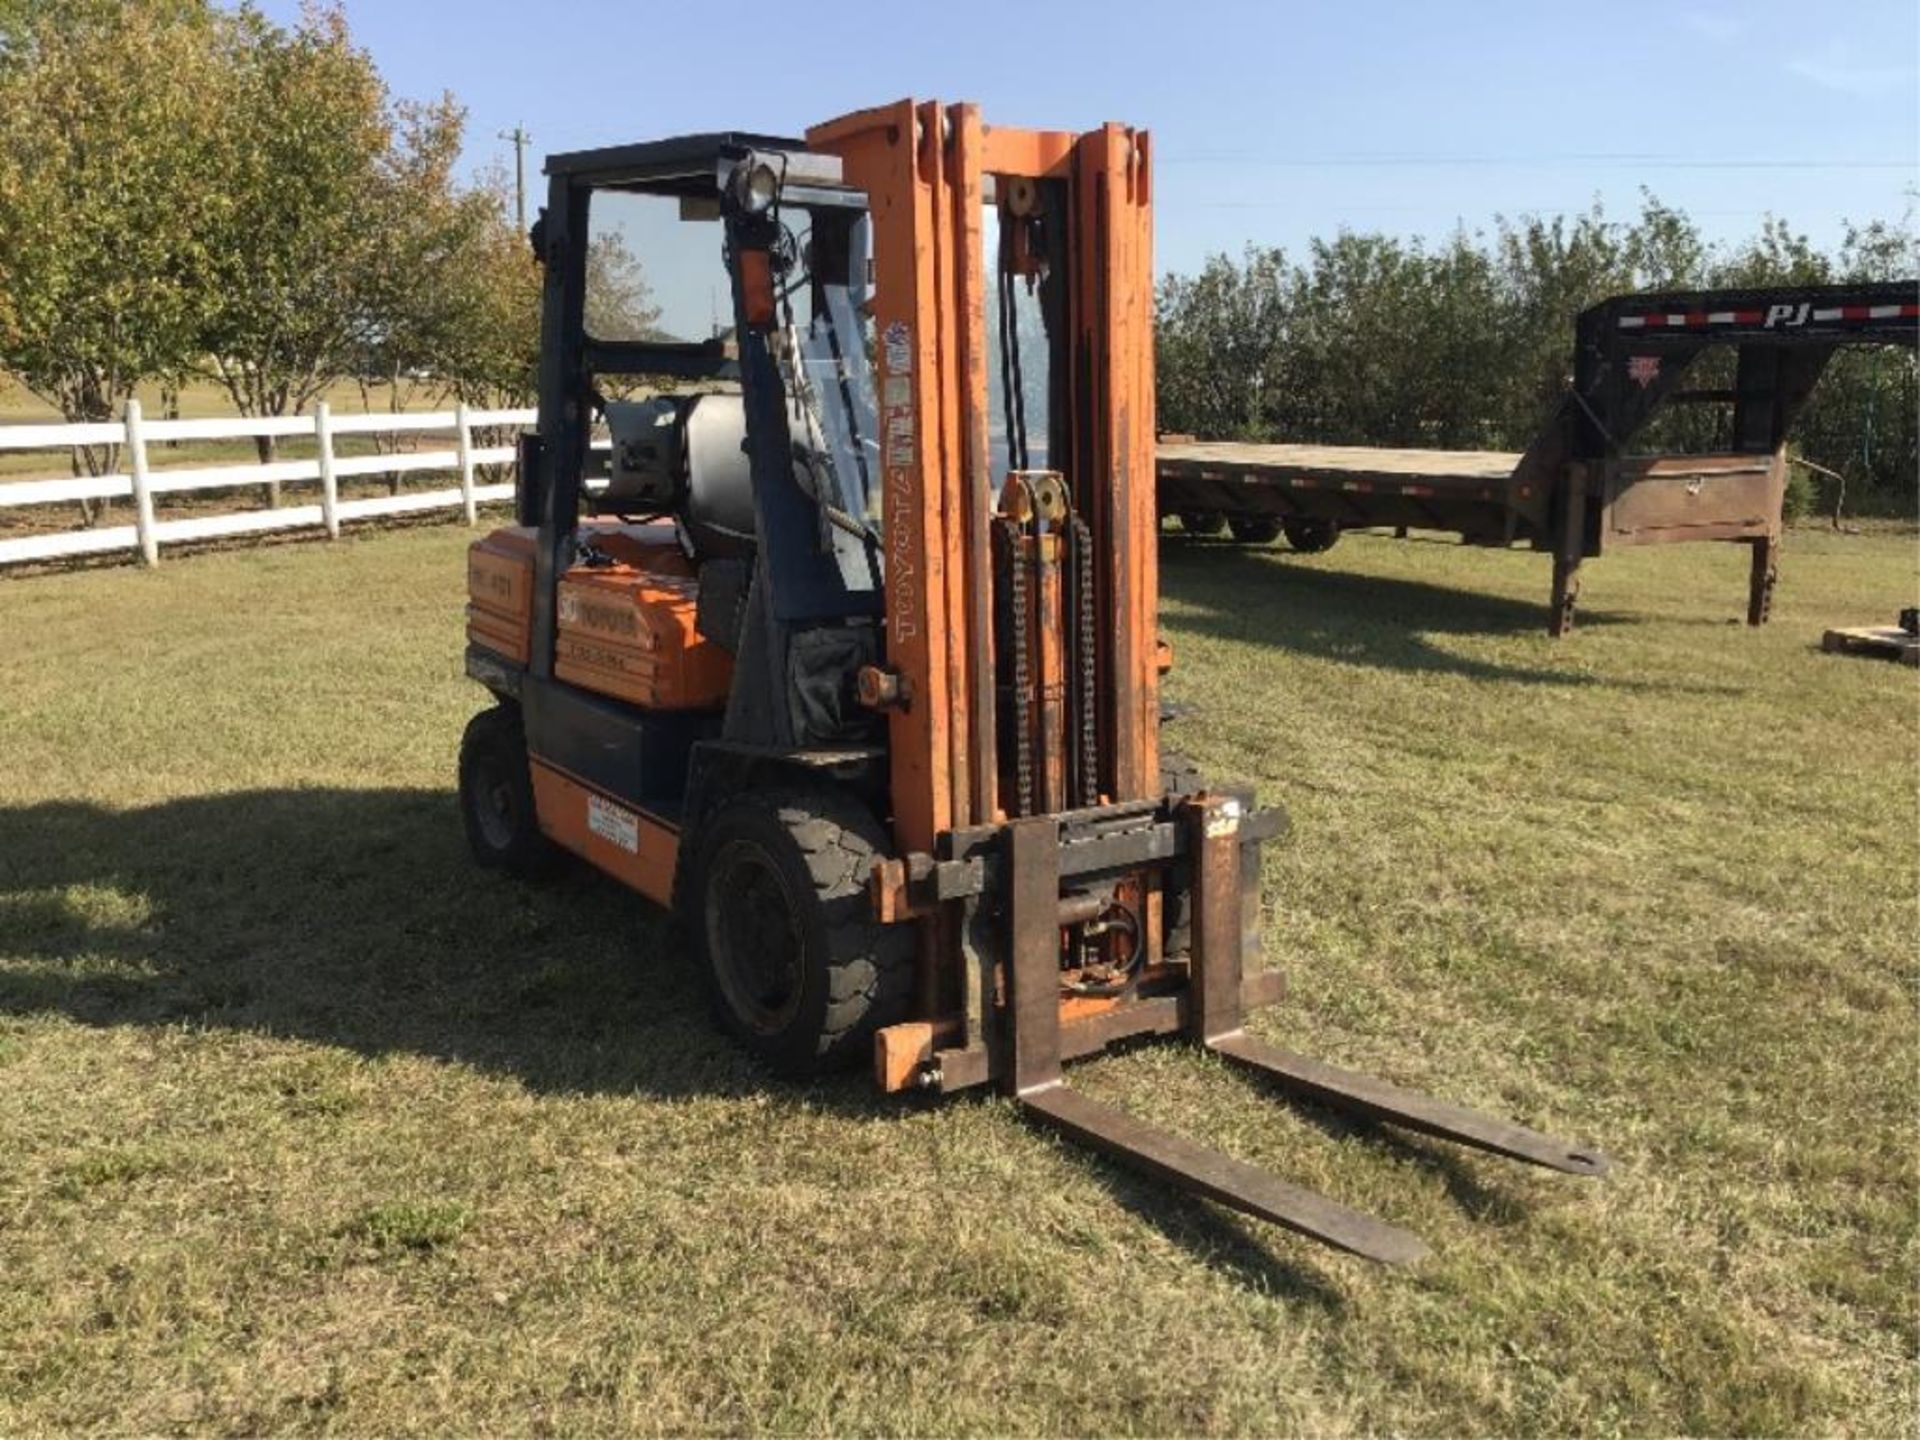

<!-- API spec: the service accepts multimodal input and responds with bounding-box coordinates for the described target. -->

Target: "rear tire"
[458,705,561,878]
[1282,517,1341,553]
[689,785,914,1078]
[1227,515,1282,545]
[1179,510,1225,537]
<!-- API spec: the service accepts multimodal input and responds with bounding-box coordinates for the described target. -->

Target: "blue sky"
[260,0,1916,286]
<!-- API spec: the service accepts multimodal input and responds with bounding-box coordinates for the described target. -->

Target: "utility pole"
[499,124,532,236]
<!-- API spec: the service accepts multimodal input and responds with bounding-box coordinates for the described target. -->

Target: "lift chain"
[992,514,1034,818]
[1069,514,1098,808]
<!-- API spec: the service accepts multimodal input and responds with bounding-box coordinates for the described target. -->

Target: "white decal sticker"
[879,319,919,643]
[587,794,640,854]
[1204,798,1244,839]
[1627,355,1660,388]
[883,320,913,373]
[886,411,916,467]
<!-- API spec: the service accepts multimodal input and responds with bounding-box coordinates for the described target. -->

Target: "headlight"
[735,160,779,215]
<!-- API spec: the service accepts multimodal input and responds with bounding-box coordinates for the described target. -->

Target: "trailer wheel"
[458,705,561,878]
[1227,515,1282,545]
[1178,510,1226,537]
[689,786,914,1078]
[1282,517,1341,553]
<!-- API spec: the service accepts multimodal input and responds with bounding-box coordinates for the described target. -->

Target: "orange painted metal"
[920,100,972,828]
[1070,124,1158,800]
[874,1020,939,1091]
[808,102,1165,844]
[553,532,732,711]
[1058,992,1123,1025]
[1031,531,1069,814]
[466,526,537,664]
[980,126,1077,178]
[948,104,997,825]
[528,758,679,906]
[809,101,955,856]
[468,522,720,688]
[737,247,777,329]
[868,855,917,924]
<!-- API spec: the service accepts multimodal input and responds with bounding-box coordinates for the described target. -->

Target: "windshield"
[584,189,727,343]
[783,208,882,534]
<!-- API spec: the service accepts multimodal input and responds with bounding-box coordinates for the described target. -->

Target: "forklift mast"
[809,104,1161,851]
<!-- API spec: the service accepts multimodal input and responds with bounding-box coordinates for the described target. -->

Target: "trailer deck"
[1159,441,1518,485]
[1157,441,1528,541]
[1158,281,1919,634]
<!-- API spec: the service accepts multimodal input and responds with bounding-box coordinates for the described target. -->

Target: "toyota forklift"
[458,100,1608,1264]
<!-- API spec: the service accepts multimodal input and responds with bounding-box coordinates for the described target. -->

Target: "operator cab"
[531,136,885,739]
[468,134,894,765]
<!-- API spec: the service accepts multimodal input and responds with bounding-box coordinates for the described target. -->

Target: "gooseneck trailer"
[1158,281,1918,634]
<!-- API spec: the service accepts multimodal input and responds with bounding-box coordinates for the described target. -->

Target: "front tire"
[689,786,914,1078]
[458,705,560,877]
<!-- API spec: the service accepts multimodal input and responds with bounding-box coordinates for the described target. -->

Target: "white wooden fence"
[0,403,535,569]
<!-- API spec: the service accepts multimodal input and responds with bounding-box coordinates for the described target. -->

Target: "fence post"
[455,402,477,526]
[125,399,158,568]
[315,403,340,540]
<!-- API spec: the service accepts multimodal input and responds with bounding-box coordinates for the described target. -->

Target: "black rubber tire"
[1227,515,1283,545]
[458,705,561,877]
[1178,510,1226,537]
[1282,517,1342,553]
[688,785,914,1078]
[1159,751,1205,960]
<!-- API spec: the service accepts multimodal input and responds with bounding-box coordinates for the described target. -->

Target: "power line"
[1159,153,1918,170]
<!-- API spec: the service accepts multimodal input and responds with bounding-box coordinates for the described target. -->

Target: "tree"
[346,92,493,486]
[0,0,226,520]
[197,3,395,491]
[421,172,542,408]
[0,0,674,518]
[1155,247,1289,441]
[1748,216,1917,514]
[1155,197,1918,515]
[584,231,663,342]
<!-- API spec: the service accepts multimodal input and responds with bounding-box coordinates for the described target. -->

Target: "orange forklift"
[459,101,1607,1264]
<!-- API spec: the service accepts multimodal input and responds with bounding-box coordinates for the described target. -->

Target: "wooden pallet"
[1821,625,1920,667]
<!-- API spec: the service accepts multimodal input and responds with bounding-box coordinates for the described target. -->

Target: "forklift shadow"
[1160,540,1633,687]
[0,788,1359,1297]
[0,789,843,1107]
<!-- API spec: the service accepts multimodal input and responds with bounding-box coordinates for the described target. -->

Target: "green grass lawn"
[0,521,1914,1435]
